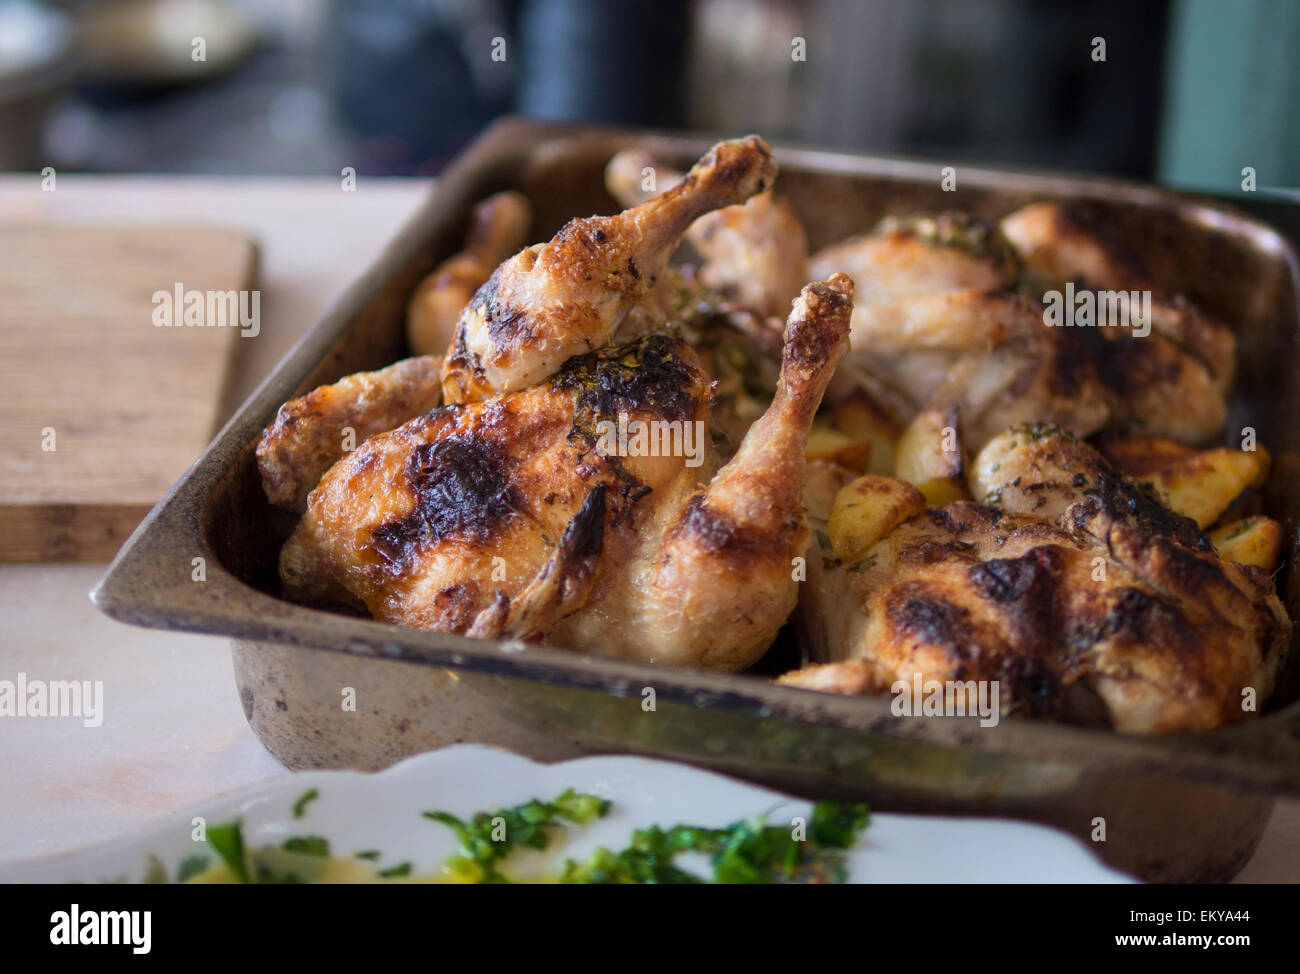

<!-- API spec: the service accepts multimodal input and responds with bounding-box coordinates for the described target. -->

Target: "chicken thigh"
[257,356,443,513]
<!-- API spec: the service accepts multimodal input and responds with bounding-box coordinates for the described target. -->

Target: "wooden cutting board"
[0,225,257,562]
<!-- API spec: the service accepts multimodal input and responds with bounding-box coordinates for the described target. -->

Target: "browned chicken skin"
[257,356,443,513]
[281,274,853,669]
[605,147,809,318]
[441,136,778,404]
[406,191,532,357]
[784,426,1289,733]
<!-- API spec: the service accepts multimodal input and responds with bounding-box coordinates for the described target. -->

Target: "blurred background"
[1,0,1298,192]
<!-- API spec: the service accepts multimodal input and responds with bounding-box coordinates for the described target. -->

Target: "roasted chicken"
[783,425,1289,733]
[809,213,1112,448]
[834,288,1114,449]
[811,206,1236,450]
[279,274,853,669]
[809,212,1019,310]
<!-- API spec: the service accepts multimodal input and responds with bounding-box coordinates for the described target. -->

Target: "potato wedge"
[828,474,926,561]
[806,422,873,472]
[1209,516,1283,572]
[1146,448,1268,529]
[829,392,899,476]
[895,407,969,506]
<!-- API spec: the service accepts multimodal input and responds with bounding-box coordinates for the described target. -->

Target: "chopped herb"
[427,791,871,885]
[353,849,382,861]
[846,555,878,573]
[292,788,319,819]
[205,821,249,884]
[281,835,330,856]
[810,800,870,848]
[561,802,870,885]
[425,788,613,883]
[176,855,211,882]
[378,861,413,878]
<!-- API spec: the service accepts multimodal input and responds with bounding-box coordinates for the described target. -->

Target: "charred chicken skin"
[1000,200,1236,442]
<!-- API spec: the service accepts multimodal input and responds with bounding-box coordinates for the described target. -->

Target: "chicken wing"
[783,425,1289,733]
[281,274,853,670]
[406,191,532,357]
[441,136,778,404]
[605,147,809,318]
[257,355,443,513]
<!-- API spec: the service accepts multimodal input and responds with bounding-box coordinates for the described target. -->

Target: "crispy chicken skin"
[441,136,778,404]
[281,274,853,669]
[1001,201,1236,442]
[257,356,443,513]
[605,147,809,318]
[406,191,532,357]
[783,426,1289,733]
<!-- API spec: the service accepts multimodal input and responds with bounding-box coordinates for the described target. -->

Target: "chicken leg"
[605,147,809,318]
[441,136,777,403]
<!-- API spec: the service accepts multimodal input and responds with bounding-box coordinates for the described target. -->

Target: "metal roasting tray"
[93,118,1300,882]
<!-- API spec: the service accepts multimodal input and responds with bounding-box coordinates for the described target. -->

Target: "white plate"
[0,744,1134,884]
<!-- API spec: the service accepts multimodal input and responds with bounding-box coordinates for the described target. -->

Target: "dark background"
[3,0,1298,194]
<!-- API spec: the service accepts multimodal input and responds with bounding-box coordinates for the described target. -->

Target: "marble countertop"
[0,174,1295,881]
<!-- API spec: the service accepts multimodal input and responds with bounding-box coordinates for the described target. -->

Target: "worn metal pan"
[93,117,1300,882]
